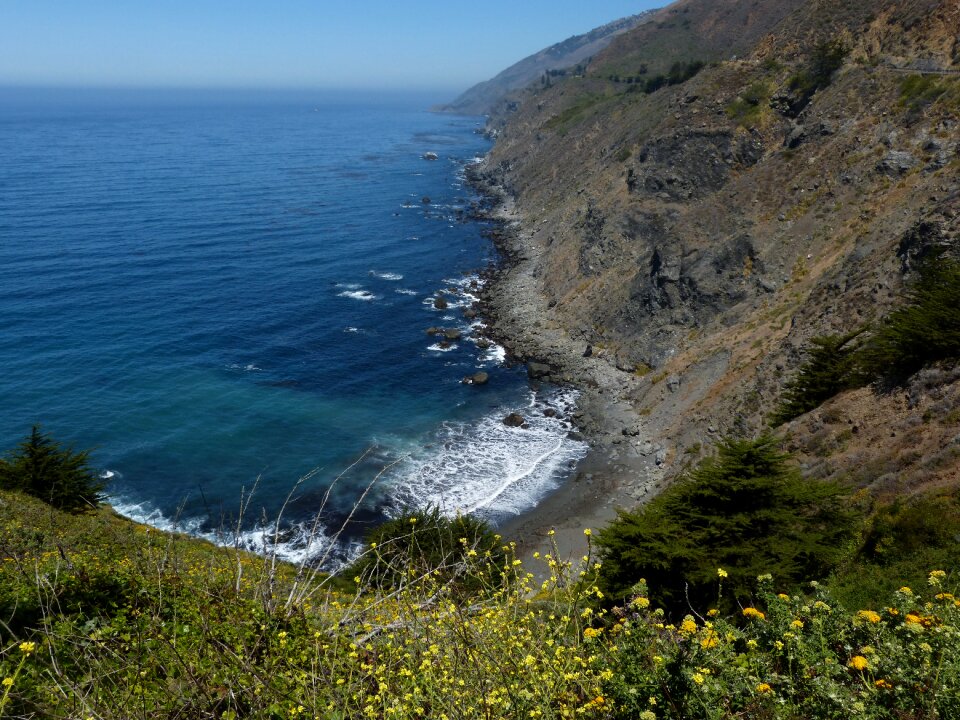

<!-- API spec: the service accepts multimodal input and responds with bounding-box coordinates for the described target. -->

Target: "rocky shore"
[467,164,672,566]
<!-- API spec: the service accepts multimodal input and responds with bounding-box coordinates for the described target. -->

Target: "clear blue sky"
[0,1,663,92]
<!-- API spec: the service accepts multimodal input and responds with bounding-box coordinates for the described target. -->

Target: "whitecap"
[427,343,457,353]
[338,290,378,301]
[370,271,403,281]
[382,388,588,521]
[334,282,362,290]
[395,289,419,296]
[344,327,360,333]
[100,469,120,480]
[110,497,361,571]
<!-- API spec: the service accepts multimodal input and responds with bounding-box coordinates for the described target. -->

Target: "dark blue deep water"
[0,90,585,565]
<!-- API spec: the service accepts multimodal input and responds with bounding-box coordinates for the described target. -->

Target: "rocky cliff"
[473,0,960,513]
[435,12,653,116]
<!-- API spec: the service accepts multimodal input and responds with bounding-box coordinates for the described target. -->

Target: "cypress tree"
[0,426,104,511]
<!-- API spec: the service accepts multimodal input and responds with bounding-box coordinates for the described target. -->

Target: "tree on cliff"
[596,436,856,616]
[0,425,104,511]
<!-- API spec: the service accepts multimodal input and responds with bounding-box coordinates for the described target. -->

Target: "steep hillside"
[435,12,653,116]
[474,0,960,531]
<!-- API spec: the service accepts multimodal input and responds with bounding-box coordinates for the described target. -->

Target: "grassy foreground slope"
[2,488,959,719]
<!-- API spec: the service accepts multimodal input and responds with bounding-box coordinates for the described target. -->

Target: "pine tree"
[0,426,104,511]
[596,436,856,616]
[771,330,865,426]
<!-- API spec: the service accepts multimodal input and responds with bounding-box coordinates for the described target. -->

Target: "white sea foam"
[100,469,119,480]
[338,290,378,301]
[110,497,361,570]
[395,289,419,296]
[370,271,403,281]
[382,387,587,521]
[344,326,360,333]
[228,363,263,372]
[335,282,361,290]
[427,343,457,353]
[479,343,507,365]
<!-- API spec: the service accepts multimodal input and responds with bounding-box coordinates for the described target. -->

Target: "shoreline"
[468,164,669,567]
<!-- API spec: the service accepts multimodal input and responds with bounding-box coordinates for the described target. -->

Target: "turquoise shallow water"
[0,90,586,565]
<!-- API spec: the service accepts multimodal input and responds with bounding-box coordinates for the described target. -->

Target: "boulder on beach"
[503,413,525,427]
[527,362,552,380]
[462,371,489,386]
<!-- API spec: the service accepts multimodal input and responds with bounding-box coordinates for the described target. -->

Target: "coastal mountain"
[433,11,654,116]
[472,0,960,545]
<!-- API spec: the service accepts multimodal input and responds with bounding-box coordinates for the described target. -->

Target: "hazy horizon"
[1,2,662,94]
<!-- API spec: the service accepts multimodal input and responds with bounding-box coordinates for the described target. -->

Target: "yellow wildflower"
[2,678,13,688]
[777,593,790,601]
[742,607,766,620]
[700,631,720,649]
[18,642,35,655]
[848,656,869,671]
[875,679,893,690]
[692,673,705,685]
[856,610,881,624]
[928,570,946,586]
[791,619,804,629]
[717,568,728,578]
[679,617,697,635]
[583,528,592,536]
[898,586,912,595]
[583,627,602,639]
[755,683,772,694]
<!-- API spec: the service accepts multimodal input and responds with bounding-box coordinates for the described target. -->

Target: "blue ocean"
[0,89,586,566]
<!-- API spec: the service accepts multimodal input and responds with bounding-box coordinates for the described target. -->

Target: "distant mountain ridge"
[434,11,655,116]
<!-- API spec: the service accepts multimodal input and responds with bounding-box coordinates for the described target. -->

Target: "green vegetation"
[774,258,960,424]
[0,425,104,511]
[2,482,957,719]
[899,74,959,115]
[787,39,848,109]
[857,258,960,382]
[770,331,865,425]
[603,574,960,720]
[830,493,960,611]
[544,93,607,133]
[346,506,505,595]
[610,60,706,95]
[595,437,856,616]
[726,81,771,126]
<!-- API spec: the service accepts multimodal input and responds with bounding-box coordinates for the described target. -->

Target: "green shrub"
[829,493,960,610]
[899,74,955,114]
[0,426,104,511]
[787,39,848,110]
[857,258,960,381]
[596,436,858,616]
[771,331,866,425]
[347,506,506,595]
[727,81,771,126]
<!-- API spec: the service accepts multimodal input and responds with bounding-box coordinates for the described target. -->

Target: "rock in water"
[462,372,489,385]
[503,413,525,427]
[422,152,439,161]
[434,296,449,310]
[443,328,462,341]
